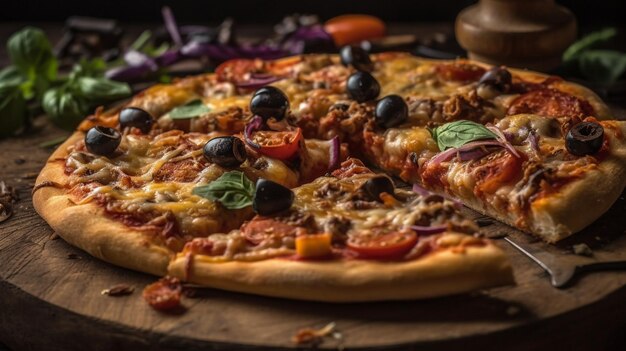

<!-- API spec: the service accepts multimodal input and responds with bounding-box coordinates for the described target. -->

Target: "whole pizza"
[33,49,626,303]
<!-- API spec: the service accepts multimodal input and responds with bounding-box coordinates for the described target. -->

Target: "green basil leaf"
[42,87,91,131]
[192,171,255,210]
[0,84,27,138]
[69,58,107,80]
[563,28,617,62]
[7,27,57,81]
[0,66,26,88]
[578,50,626,83]
[431,120,497,151]
[169,99,211,119]
[76,77,132,101]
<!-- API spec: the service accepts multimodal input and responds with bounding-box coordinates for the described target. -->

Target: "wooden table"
[1,23,626,351]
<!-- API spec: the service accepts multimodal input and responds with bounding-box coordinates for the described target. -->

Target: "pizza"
[33,50,626,303]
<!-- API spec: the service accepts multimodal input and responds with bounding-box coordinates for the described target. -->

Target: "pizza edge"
[33,132,173,276]
[167,239,513,302]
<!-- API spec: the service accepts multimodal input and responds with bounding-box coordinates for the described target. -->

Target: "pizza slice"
[168,159,513,302]
[33,105,343,275]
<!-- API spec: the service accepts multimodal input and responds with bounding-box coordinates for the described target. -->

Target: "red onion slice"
[410,225,448,235]
[487,124,521,158]
[412,183,432,196]
[244,115,264,149]
[236,73,285,89]
[327,136,340,172]
[162,6,183,47]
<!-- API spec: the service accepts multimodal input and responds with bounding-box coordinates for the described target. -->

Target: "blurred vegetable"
[324,14,385,47]
[7,27,58,99]
[42,88,90,130]
[562,28,626,84]
[0,83,27,138]
[563,28,617,61]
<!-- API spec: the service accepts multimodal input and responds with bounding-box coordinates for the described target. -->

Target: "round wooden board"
[2,119,626,351]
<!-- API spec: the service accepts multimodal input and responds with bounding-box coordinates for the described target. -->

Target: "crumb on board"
[101,284,135,297]
[572,243,593,257]
[292,322,343,347]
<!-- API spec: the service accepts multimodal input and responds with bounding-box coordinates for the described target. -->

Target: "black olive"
[203,136,247,167]
[565,122,604,156]
[374,95,408,129]
[249,86,290,121]
[478,66,512,93]
[340,45,373,72]
[346,71,380,103]
[85,126,121,156]
[361,176,395,202]
[253,179,294,216]
[119,107,154,134]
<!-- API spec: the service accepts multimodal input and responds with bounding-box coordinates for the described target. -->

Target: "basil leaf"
[169,99,211,119]
[0,84,27,138]
[563,28,617,62]
[0,66,26,88]
[76,77,132,101]
[578,50,626,83]
[431,120,497,151]
[70,58,107,80]
[42,88,91,131]
[192,171,255,210]
[7,27,57,98]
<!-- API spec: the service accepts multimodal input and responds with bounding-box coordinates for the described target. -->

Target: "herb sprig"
[192,171,255,209]
[430,120,497,151]
[0,27,132,138]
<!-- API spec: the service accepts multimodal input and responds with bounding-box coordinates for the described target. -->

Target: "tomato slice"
[142,276,183,311]
[215,58,263,83]
[249,127,303,160]
[243,216,298,245]
[324,14,386,46]
[436,62,486,82]
[347,231,418,260]
[473,151,524,195]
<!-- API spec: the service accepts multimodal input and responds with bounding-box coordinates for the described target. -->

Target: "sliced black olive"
[340,45,373,72]
[478,66,512,93]
[249,86,290,121]
[346,71,380,103]
[253,179,294,216]
[361,176,395,202]
[566,122,604,156]
[119,107,154,134]
[85,126,121,156]
[374,95,408,129]
[203,136,247,168]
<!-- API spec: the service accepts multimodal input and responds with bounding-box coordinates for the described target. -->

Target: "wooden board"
[2,117,626,351]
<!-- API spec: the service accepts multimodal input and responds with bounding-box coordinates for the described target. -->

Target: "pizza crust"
[457,122,626,243]
[529,126,626,242]
[33,132,172,276]
[168,236,514,302]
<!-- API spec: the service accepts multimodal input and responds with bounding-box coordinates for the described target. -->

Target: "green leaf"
[76,77,131,101]
[69,58,107,80]
[168,99,211,119]
[0,84,27,138]
[0,66,26,88]
[7,26,58,99]
[563,28,617,62]
[431,120,497,151]
[42,87,91,131]
[192,171,255,210]
[129,30,152,51]
[578,50,626,83]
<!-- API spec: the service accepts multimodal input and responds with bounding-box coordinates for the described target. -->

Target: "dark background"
[1,0,624,27]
